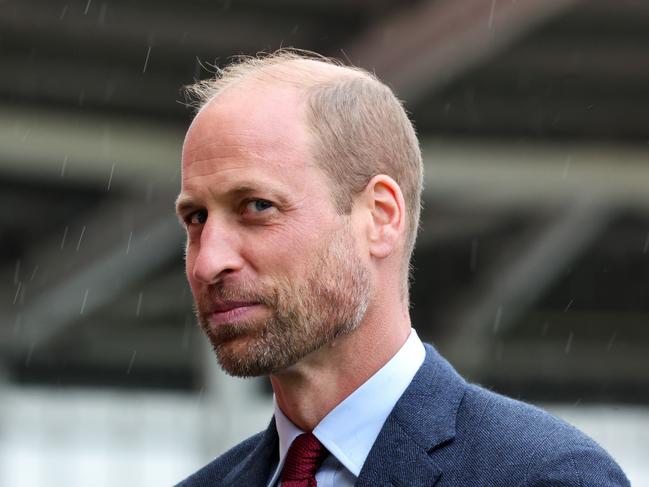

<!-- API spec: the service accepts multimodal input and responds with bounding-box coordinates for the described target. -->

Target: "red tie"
[281,432,327,487]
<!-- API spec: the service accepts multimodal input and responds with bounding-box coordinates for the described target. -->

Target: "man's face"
[177,83,372,377]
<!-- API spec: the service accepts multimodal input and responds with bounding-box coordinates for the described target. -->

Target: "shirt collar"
[272,328,426,478]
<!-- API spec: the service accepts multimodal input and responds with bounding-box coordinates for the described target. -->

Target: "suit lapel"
[222,344,466,487]
[356,344,466,487]
[356,414,442,487]
[223,418,279,487]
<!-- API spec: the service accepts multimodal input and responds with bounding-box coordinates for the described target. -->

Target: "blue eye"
[245,199,274,213]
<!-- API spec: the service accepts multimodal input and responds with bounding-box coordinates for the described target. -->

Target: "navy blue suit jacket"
[177,344,630,486]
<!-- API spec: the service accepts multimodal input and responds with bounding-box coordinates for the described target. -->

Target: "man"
[175,51,629,486]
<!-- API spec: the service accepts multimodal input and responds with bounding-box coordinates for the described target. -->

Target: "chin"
[211,338,269,377]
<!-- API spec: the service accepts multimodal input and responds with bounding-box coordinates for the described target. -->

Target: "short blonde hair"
[184,50,423,297]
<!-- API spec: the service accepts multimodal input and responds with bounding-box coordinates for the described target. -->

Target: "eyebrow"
[175,183,290,216]
[175,194,197,216]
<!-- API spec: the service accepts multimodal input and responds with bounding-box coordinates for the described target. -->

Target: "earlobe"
[367,175,405,259]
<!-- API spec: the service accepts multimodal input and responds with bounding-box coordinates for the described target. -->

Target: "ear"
[364,175,405,259]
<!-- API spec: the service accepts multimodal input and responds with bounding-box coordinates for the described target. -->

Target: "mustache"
[194,280,277,312]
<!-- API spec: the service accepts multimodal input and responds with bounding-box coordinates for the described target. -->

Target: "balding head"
[184,50,423,299]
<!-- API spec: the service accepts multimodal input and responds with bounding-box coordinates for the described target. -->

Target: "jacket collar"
[356,343,466,487]
[222,418,279,487]
[224,343,466,487]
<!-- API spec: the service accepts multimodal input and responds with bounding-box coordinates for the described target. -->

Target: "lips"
[211,300,256,313]
[206,301,263,326]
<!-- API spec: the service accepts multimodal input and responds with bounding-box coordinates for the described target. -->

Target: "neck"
[269,298,411,431]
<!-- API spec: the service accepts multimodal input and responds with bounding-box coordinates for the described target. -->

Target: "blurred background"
[1,0,648,485]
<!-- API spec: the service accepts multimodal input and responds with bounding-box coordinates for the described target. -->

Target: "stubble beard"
[194,224,372,377]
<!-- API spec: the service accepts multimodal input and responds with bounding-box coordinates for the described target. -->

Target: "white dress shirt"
[267,328,426,487]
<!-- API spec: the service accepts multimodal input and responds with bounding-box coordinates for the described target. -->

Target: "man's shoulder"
[174,431,265,487]
[447,381,629,485]
[459,383,572,444]
[459,381,578,441]
[400,343,630,485]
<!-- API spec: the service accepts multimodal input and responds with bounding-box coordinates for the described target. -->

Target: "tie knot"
[281,433,327,484]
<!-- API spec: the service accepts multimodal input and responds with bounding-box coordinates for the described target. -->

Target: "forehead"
[182,81,311,175]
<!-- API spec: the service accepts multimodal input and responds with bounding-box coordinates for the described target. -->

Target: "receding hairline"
[188,56,379,112]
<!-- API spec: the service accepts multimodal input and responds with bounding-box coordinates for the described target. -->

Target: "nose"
[190,220,244,285]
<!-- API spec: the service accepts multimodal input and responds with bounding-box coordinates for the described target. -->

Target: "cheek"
[240,224,317,273]
[184,244,198,286]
